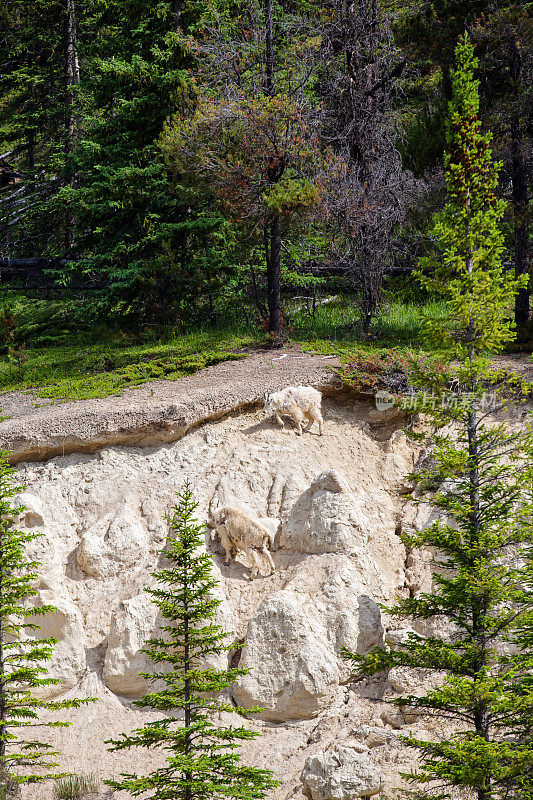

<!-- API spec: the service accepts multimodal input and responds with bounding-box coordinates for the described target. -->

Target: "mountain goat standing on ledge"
[264,385,324,435]
[208,505,276,578]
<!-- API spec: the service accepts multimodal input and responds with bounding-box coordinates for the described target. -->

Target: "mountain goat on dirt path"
[208,505,276,577]
[263,385,324,435]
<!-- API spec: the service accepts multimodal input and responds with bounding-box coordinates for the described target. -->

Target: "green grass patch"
[54,773,99,799]
[0,293,446,402]
[0,330,252,401]
[289,295,447,355]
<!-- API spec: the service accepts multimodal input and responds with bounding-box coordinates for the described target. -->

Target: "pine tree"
[106,483,278,800]
[343,36,533,800]
[0,0,71,258]
[53,0,232,327]
[0,451,92,795]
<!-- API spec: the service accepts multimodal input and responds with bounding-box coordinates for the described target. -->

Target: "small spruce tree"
[344,35,533,800]
[0,451,92,795]
[106,482,278,800]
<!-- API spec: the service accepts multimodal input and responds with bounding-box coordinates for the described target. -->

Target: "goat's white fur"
[209,505,275,577]
[263,385,323,435]
[235,546,273,580]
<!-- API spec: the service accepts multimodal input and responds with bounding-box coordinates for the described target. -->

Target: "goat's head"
[263,392,274,414]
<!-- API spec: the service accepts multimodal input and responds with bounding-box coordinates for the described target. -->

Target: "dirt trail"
[0,350,342,463]
[3,348,530,465]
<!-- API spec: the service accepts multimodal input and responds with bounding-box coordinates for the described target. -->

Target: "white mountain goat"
[208,505,276,577]
[263,385,324,435]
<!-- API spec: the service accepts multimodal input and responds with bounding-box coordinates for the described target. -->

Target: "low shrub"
[54,773,99,799]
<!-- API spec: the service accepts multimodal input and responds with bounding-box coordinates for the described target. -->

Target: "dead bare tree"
[320,0,413,334]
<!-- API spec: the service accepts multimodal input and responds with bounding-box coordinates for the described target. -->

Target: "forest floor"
[1,293,531,407]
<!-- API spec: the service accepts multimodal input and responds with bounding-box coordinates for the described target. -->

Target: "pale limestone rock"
[367,406,403,426]
[283,556,384,668]
[13,492,45,527]
[380,707,406,729]
[103,592,157,696]
[279,473,308,522]
[363,728,397,748]
[387,666,446,723]
[77,497,149,578]
[387,666,438,695]
[233,558,384,721]
[103,586,235,697]
[233,590,339,720]
[405,547,433,597]
[280,470,373,554]
[8,400,426,797]
[30,588,86,696]
[300,745,381,799]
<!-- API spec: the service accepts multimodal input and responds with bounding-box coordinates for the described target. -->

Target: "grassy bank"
[0,295,448,402]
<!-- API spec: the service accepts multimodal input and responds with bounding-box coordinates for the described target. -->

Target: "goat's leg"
[262,543,276,574]
[303,412,314,432]
[217,525,233,564]
[290,406,305,435]
[250,551,260,579]
[274,411,285,429]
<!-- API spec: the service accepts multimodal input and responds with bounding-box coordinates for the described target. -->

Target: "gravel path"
[0,349,342,463]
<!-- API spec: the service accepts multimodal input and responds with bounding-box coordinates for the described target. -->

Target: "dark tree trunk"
[512,122,529,329]
[264,0,275,97]
[509,38,530,329]
[263,0,282,341]
[184,566,192,800]
[64,0,79,156]
[64,0,79,251]
[267,215,282,341]
[171,0,181,24]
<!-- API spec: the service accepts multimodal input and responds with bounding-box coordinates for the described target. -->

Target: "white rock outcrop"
[13,491,46,527]
[233,557,384,721]
[233,590,340,720]
[280,470,371,554]
[77,498,150,578]
[103,592,158,696]
[301,745,382,799]
[10,399,419,800]
[30,587,86,696]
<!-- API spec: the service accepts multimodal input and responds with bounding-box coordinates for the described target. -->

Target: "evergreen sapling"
[343,35,533,800]
[106,482,278,800]
[0,451,93,794]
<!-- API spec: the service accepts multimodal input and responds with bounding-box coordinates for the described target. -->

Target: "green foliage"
[0,307,17,350]
[0,0,71,254]
[50,0,233,324]
[417,35,523,366]
[349,421,533,800]
[345,36,533,800]
[292,296,449,349]
[162,91,326,231]
[0,294,460,402]
[0,452,94,790]
[0,332,250,401]
[106,483,278,800]
[53,773,99,800]
[262,178,319,217]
